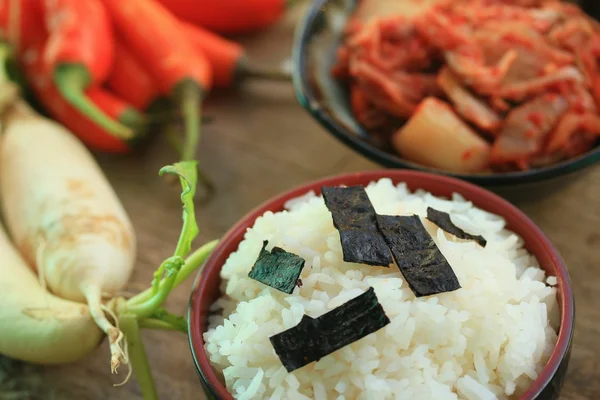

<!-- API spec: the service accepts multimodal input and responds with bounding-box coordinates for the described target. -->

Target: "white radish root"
[0,99,136,372]
[392,97,491,173]
[0,45,219,396]
[0,223,103,364]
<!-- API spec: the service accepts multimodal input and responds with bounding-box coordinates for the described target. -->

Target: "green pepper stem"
[285,0,304,9]
[0,45,20,114]
[118,314,158,400]
[0,44,10,82]
[119,106,147,133]
[54,64,134,140]
[127,240,218,307]
[176,82,214,191]
[138,318,186,333]
[179,82,201,162]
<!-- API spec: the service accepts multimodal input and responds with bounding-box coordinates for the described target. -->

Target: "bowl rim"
[188,170,575,400]
[290,0,600,187]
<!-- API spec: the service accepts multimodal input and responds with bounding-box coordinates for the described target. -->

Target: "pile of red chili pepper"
[0,0,292,175]
[334,0,600,173]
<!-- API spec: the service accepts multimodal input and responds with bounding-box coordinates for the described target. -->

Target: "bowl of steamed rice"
[188,170,574,400]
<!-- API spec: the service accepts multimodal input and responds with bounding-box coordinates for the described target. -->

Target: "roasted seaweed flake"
[426,207,487,247]
[248,241,306,294]
[376,215,461,297]
[269,287,390,372]
[321,186,393,267]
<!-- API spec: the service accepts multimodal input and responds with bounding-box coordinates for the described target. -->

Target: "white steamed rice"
[204,178,559,400]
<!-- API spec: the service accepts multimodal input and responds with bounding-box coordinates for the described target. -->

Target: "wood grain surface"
[1,6,599,400]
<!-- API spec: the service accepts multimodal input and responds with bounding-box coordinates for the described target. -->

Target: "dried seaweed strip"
[376,215,461,297]
[269,287,390,372]
[427,207,487,247]
[248,241,306,294]
[322,186,393,267]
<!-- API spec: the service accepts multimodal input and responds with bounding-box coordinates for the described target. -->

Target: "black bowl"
[291,0,600,202]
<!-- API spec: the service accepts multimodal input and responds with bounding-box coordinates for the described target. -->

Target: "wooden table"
[1,7,599,400]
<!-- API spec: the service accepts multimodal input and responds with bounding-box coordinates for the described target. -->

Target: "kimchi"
[334,0,600,172]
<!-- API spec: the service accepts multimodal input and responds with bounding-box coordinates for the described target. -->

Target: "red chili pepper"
[90,89,146,142]
[101,0,212,164]
[107,37,159,111]
[0,0,45,55]
[26,76,137,153]
[181,21,289,88]
[157,0,294,35]
[20,29,144,153]
[42,0,133,140]
[27,68,141,154]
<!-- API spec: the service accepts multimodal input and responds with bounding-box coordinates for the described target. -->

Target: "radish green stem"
[118,314,158,400]
[148,259,169,298]
[171,240,218,288]
[160,162,200,259]
[150,308,187,332]
[138,319,186,332]
[128,240,218,306]
[127,257,184,319]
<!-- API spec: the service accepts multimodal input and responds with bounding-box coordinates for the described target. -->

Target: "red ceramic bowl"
[188,170,575,400]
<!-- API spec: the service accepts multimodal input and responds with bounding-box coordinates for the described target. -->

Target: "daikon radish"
[392,97,491,172]
[0,223,102,364]
[0,100,136,371]
[0,45,222,396]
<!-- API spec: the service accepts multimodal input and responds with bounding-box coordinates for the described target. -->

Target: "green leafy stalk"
[128,240,217,307]
[149,308,187,333]
[118,314,158,400]
[143,160,200,300]
[138,319,186,332]
[171,240,218,289]
[105,161,220,398]
[159,162,200,258]
[127,161,216,314]
[148,262,167,298]
[126,257,184,319]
